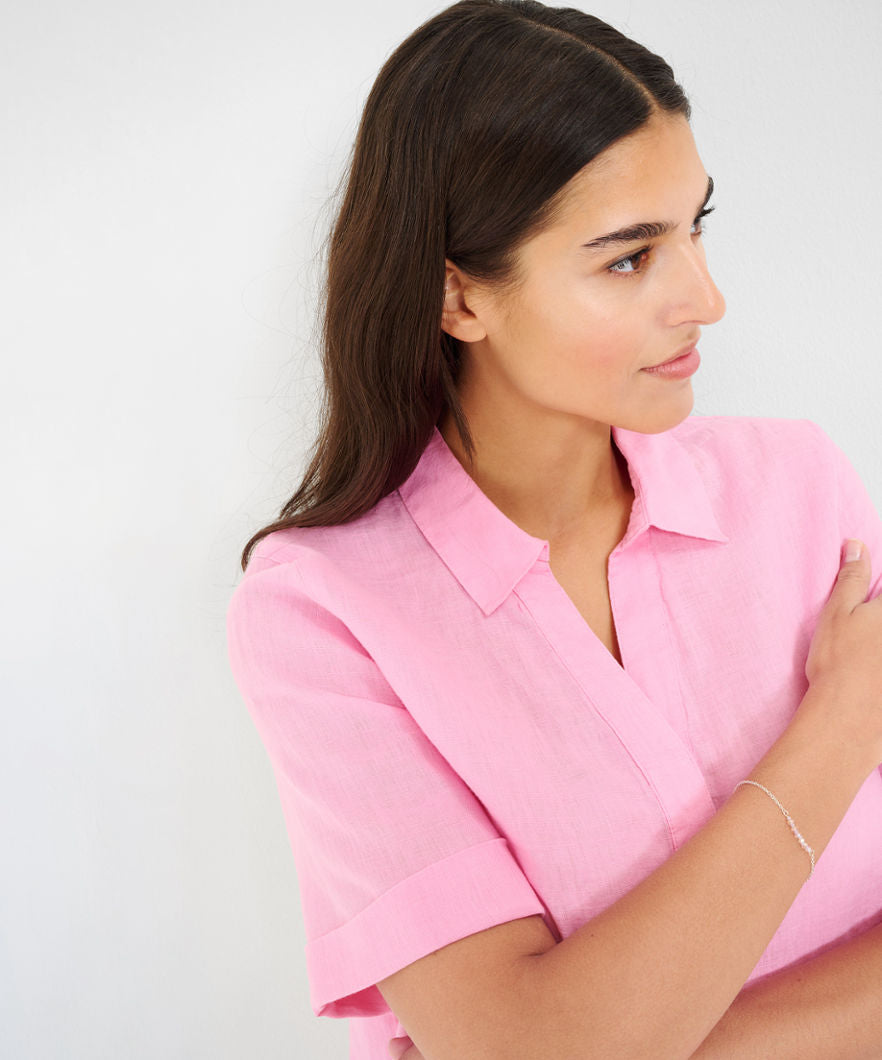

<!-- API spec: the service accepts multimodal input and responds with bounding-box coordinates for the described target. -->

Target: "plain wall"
[2,1,880,1057]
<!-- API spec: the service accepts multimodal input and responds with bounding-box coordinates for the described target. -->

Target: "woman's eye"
[607,249,650,275]
[691,205,715,236]
[607,206,714,276]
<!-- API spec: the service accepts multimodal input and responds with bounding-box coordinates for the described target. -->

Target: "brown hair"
[240,0,690,570]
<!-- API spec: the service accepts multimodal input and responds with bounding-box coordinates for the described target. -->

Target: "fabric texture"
[227,415,882,1059]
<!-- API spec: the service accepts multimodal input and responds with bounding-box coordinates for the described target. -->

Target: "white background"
[2,1,880,1057]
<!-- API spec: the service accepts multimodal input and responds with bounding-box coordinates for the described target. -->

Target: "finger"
[831,539,870,610]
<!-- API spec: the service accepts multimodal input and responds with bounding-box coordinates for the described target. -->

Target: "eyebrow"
[581,175,714,251]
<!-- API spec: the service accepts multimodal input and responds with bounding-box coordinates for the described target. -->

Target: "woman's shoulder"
[670,412,829,455]
[667,413,836,484]
[242,488,420,587]
[657,414,844,529]
[230,491,422,653]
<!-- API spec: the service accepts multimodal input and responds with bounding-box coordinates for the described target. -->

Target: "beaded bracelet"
[734,780,816,880]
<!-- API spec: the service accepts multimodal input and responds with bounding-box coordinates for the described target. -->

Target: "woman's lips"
[641,347,701,378]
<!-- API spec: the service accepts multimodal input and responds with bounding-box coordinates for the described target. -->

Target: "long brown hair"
[240,0,690,570]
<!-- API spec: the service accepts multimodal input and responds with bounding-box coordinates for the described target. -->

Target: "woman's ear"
[441,260,488,343]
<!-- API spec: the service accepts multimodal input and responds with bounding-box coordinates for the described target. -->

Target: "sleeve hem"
[305,836,546,1018]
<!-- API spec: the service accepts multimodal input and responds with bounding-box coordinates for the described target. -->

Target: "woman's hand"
[387,1035,423,1059]
[801,539,882,771]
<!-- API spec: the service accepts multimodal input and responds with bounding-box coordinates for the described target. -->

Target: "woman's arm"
[690,915,882,1059]
[390,918,882,1060]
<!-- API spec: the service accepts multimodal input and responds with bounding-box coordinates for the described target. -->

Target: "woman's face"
[445,113,726,437]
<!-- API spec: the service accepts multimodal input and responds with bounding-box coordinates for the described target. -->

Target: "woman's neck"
[437,406,634,546]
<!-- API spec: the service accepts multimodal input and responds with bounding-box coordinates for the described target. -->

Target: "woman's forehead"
[554,115,703,223]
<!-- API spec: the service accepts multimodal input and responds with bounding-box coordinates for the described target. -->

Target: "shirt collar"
[398,423,729,616]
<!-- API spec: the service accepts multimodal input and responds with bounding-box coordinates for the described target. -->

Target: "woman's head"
[242,0,713,568]
[440,111,725,449]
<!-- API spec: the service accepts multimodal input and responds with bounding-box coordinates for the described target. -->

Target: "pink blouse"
[227,415,882,1058]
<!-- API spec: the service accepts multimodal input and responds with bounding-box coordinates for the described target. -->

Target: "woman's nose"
[666,243,726,327]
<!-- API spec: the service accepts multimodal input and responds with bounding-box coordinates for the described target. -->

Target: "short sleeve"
[811,421,882,601]
[226,552,545,1020]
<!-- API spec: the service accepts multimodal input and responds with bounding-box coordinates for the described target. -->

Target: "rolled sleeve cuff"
[306,837,546,1018]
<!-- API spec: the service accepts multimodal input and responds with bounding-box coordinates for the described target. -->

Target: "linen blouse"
[226,415,882,1059]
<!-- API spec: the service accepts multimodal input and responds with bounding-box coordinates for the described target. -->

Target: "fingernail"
[845,539,863,562]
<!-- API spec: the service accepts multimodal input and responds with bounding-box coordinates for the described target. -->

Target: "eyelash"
[606,205,715,277]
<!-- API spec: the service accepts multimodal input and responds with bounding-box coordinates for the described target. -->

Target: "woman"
[227,2,882,1056]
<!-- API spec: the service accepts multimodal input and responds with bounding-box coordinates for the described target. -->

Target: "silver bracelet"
[734,780,816,880]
